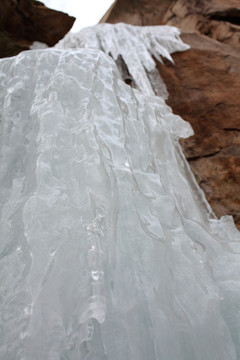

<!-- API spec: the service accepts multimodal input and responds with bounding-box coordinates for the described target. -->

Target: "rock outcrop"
[102,0,240,229]
[0,0,75,58]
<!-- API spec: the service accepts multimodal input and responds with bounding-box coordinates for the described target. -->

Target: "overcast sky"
[43,0,115,32]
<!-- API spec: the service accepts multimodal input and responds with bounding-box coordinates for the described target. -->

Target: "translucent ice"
[0,27,240,360]
[56,23,189,97]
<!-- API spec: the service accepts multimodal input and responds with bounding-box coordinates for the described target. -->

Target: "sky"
[43,0,115,32]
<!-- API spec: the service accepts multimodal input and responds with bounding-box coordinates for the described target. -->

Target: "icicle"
[56,23,189,97]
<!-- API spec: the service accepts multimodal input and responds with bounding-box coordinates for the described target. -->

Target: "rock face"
[102,0,240,230]
[0,0,75,58]
[157,34,240,228]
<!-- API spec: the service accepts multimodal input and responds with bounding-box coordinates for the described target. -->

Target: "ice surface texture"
[0,27,240,360]
[56,23,189,97]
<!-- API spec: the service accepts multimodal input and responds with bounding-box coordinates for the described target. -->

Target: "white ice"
[0,25,240,360]
[56,23,189,97]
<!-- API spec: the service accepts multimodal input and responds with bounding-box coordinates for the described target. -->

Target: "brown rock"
[157,33,240,228]
[102,0,240,230]
[100,0,174,26]
[0,0,75,58]
[163,0,240,48]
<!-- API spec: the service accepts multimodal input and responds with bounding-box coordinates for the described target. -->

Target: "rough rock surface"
[102,0,240,230]
[0,0,75,58]
[157,34,240,228]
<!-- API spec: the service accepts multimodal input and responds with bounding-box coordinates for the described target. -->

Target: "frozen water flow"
[56,23,189,96]
[0,24,240,360]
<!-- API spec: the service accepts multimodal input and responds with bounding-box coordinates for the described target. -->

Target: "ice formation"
[0,24,240,360]
[56,23,189,97]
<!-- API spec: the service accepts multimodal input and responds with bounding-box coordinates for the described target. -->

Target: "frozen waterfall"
[0,24,240,360]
